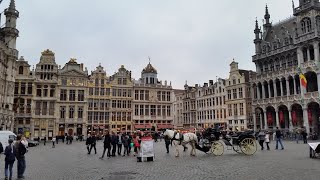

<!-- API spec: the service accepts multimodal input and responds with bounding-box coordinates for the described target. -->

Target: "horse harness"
[171,131,184,145]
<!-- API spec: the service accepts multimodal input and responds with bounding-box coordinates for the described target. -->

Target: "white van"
[0,131,17,148]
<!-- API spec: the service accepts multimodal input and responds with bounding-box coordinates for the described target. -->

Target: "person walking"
[86,134,92,154]
[117,132,123,155]
[302,129,308,144]
[258,130,266,150]
[164,135,170,153]
[295,128,300,144]
[15,135,27,179]
[52,137,56,148]
[100,132,111,159]
[4,139,15,180]
[265,131,270,150]
[275,127,284,150]
[43,136,46,146]
[111,132,117,157]
[89,134,97,154]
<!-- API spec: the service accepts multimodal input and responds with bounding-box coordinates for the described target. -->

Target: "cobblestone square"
[0,140,319,180]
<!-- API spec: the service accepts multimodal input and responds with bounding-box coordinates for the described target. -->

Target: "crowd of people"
[0,134,28,180]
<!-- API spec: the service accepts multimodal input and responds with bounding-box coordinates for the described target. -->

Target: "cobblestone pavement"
[0,139,319,180]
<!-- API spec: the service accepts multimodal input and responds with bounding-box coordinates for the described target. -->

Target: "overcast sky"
[5,0,298,89]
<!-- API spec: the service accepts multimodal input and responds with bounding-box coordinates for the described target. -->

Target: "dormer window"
[18,66,23,75]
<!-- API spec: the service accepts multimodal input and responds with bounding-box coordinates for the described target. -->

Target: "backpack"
[5,145,15,162]
[0,142,3,154]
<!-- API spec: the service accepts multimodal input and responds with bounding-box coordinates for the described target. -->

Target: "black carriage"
[198,128,257,156]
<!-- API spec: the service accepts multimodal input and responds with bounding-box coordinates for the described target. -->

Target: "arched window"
[301,17,312,33]
[18,66,23,75]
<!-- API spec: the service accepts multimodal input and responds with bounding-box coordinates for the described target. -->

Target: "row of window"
[13,98,31,114]
[111,88,132,97]
[14,82,32,95]
[196,96,225,108]
[134,120,171,124]
[87,111,110,121]
[60,89,85,101]
[227,103,244,116]
[36,85,56,97]
[35,101,55,116]
[88,99,110,110]
[228,120,245,125]
[111,100,132,109]
[197,109,226,120]
[134,105,172,116]
[111,112,132,121]
[61,78,86,86]
[89,88,111,96]
[227,88,243,100]
[60,106,84,119]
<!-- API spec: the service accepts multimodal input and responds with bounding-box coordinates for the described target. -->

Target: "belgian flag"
[299,73,307,89]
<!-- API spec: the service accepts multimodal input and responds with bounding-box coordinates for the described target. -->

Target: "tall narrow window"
[60,106,66,119]
[78,107,83,119]
[69,106,74,118]
[69,90,76,101]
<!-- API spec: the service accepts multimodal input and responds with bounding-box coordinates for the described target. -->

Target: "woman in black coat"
[100,132,111,159]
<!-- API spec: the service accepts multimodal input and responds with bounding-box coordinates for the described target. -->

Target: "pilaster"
[275,109,280,128]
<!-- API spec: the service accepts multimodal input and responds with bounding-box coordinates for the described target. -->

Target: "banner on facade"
[308,109,312,125]
[279,111,284,125]
[267,112,273,125]
[292,111,297,125]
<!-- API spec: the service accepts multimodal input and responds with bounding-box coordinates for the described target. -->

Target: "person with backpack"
[15,134,27,179]
[4,139,15,180]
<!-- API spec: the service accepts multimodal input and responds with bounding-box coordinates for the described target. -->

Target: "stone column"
[264,111,268,130]
[293,77,297,95]
[257,86,261,99]
[288,110,293,131]
[268,83,272,98]
[273,81,277,97]
[275,109,280,128]
[303,107,310,134]
[297,47,303,65]
[286,78,290,96]
[253,111,257,131]
[280,80,284,96]
[314,42,320,62]
[307,48,311,61]
[262,84,265,99]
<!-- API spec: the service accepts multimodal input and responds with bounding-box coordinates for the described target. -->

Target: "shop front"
[68,124,74,136]
[76,124,83,136]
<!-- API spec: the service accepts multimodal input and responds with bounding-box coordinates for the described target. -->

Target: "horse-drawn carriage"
[197,128,257,156]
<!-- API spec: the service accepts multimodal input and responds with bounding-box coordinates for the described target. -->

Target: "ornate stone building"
[109,65,133,133]
[14,56,34,137]
[32,50,58,140]
[251,1,320,135]
[133,62,173,131]
[173,89,184,129]
[87,64,111,135]
[0,0,19,131]
[226,61,254,131]
[57,58,88,137]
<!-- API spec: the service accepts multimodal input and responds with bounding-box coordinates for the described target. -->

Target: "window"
[118,78,122,85]
[140,105,144,116]
[135,105,139,116]
[101,79,104,86]
[94,88,99,96]
[162,92,166,101]
[122,89,126,97]
[106,88,111,96]
[228,104,232,116]
[49,102,54,115]
[60,106,66,119]
[112,89,116,96]
[89,88,93,95]
[240,103,244,115]
[42,102,47,115]
[20,83,25,95]
[14,82,19,94]
[88,112,93,121]
[35,101,41,115]
[61,79,67,86]
[122,78,127,85]
[118,89,122,97]
[233,89,237,99]
[227,90,231,100]
[95,78,99,86]
[167,106,171,116]
[233,79,236,85]
[145,105,149,115]
[19,66,23,74]
[78,107,83,119]
[151,105,156,116]
[233,104,238,116]
[78,90,84,101]
[60,89,67,101]
[69,90,76,101]
[140,90,144,100]
[135,90,139,100]
[301,17,312,33]
[50,85,55,97]
[167,91,171,101]
[26,99,31,113]
[43,85,48,97]
[239,88,243,98]
[69,106,74,118]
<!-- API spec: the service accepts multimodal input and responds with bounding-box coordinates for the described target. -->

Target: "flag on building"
[299,73,307,89]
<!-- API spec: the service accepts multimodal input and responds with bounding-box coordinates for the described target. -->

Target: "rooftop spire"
[264,4,270,22]
[9,0,16,10]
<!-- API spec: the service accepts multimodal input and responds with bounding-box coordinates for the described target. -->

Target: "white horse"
[163,129,198,157]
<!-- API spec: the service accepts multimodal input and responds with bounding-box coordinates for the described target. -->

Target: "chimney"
[80,63,84,71]
[204,83,208,87]
[209,80,213,86]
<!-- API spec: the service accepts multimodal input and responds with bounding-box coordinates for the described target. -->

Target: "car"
[27,139,39,147]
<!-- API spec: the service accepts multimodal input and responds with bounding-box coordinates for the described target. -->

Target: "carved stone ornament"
[149,90,157,102]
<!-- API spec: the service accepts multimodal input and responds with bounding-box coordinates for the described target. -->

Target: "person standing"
[4,139,15,180]
[89,134,97,154]
[275,127,284,150]
[265,131,270,150]
[128,133,133,154]
[100,132,111,159]
[111,132,117,157]
[258,130,266,150]
[117,132,123,155]
[122,134,129,156]
[15,135,27,179]
[86,134,92,154]
[52,137,56,148]
[302,129,308,144]
[43,136,46,146]
[164,135,170,153]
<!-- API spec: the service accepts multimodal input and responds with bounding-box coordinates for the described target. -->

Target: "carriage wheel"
[239,138,257,155]
[211,141,224,156]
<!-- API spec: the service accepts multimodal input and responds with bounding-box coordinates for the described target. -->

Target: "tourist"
[52,137,56,148]
[117,132,122,155]
[15,134,27,179]
[122,134,129,156]
[275,127,284,150]
[164,135,170,153]
[86,134,92,154]
[43,136,46,146]
[294,128,300,144]
[89,134,97,154]
[4,139,15,180]
[111,132,117,157]
[128,133,133,154]
[265,131,270,150]
[302,129,308,144]
[258,130,266,150]
[133,133,141,156]
[100,131,111,159]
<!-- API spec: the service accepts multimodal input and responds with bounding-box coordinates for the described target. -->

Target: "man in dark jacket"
[275,127,284,150]
[111,132,117,156]
[4,139,15,180]
[164,135,171,153]
[15,135,27,179]
[100,132,111,159]
[89,134,97,154]
[86,134,92,154]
